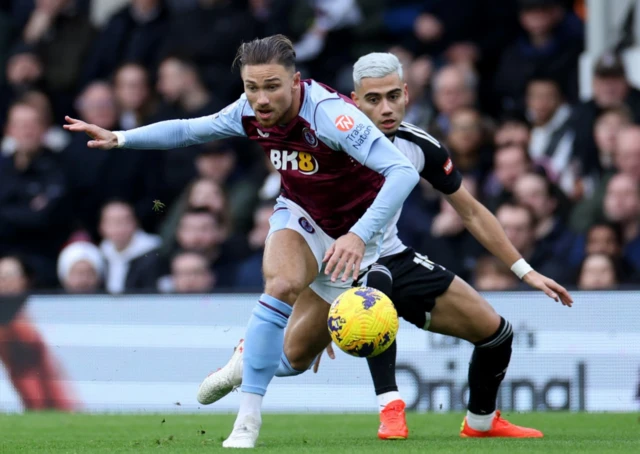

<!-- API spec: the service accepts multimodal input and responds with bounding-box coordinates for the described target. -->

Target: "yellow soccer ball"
[327,287,399,358]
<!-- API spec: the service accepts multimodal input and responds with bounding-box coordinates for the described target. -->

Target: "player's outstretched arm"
[446,186,573,307]
[63,98,246,150]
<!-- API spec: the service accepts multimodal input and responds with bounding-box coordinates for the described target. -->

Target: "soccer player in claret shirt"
[64,35,419,448]
[198,53,573,441]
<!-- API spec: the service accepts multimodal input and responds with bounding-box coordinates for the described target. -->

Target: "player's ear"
[350,91,359,107]
[403,83,410,106]
[293,71,301,87]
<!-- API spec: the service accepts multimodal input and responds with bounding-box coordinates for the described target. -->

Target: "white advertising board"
[0,292,638,413]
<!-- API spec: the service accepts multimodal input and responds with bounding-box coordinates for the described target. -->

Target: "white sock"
[235,392,263,425]
[377,391,402,412]
[466,410,496,432]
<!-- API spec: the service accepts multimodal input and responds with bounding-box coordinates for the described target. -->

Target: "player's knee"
[283,343,314,371]
[264,276,304,305]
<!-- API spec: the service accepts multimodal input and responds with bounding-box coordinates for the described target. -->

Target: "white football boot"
[222,414,262,448]
[197,339,244,405]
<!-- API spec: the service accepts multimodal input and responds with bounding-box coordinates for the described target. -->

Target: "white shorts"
[267,196,382,304]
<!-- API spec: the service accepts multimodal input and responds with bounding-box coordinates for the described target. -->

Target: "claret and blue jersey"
[119,79,419,243]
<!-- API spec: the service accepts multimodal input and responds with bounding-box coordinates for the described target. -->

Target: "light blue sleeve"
[314,98,420,243]
[313,98,384,164]
[118,97,248,150]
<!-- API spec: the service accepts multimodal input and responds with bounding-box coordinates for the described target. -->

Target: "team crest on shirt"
[335,115,355,131]
[302,127,318,147]
[299,217,315,234]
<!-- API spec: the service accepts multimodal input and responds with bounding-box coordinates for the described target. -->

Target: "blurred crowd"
[0,0,638,297]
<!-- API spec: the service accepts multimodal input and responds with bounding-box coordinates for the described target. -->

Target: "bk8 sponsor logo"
[270,149,319,175]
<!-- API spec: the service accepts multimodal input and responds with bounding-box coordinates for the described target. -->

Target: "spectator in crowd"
[155,54,222,121]
[385,0,518,73]
[577,253,620,290]
[494,0,583,114]
[429,64,478,139]
[170,250,215,293]
[130,208,247,291]
[81,0,169,84]
[525,76,577,198]
[62,81,164,236]
[445,107,493,184]
[0,255,76,410]
[113,62,157,130]
[0,101,72,287]
[56,241,104,293]
[602,174,640,270]
[194,140,262,232]
[580,106,634,197]
[571,126,640,232]
[98,200,161,294]
[513,172,576,261]
[21,0,95,115]
[483,144,532,212]
[235,201,274,289]
[493,116,531,149]
[0,255,33,295]
[164,138,262,232]
[569,222,638,283]
[18,90,71,152]
[496,201,567,283]
[158,178,230,254]
[0,44,45,126]
[569,52,640,178]
[160,0,258,103]
[473,255,519,291]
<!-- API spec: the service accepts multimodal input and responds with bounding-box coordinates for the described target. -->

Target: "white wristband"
[113,131,126,148]
[511,258,533,279]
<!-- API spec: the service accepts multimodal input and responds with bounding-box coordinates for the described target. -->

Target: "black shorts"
[378,247,456,329]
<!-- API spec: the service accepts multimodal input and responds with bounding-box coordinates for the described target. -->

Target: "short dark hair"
[587,221,624,247]
[497,201,536,229]
[181,207,223,226]
[233,34,296,71]
[595,105,633,124]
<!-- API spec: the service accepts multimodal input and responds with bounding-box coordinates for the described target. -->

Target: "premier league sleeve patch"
[299,217,316,234]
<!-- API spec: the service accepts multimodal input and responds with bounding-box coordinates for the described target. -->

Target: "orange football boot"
[378,400,409,440]
[460,411,543,438]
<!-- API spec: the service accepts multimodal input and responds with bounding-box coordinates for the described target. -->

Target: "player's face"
[352,73,408,137]
[241,64,300,128]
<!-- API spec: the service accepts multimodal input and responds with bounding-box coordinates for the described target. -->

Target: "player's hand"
[323,233,366,283]
[63,116,118,150]
[523,270,573,307]
[313,343,335,373]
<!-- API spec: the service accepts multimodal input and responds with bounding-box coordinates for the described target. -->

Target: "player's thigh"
[283,287,332,370]
[262,229,319,305]
[429,276,501,343]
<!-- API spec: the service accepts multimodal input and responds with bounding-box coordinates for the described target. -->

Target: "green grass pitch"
[0,412,638,453]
